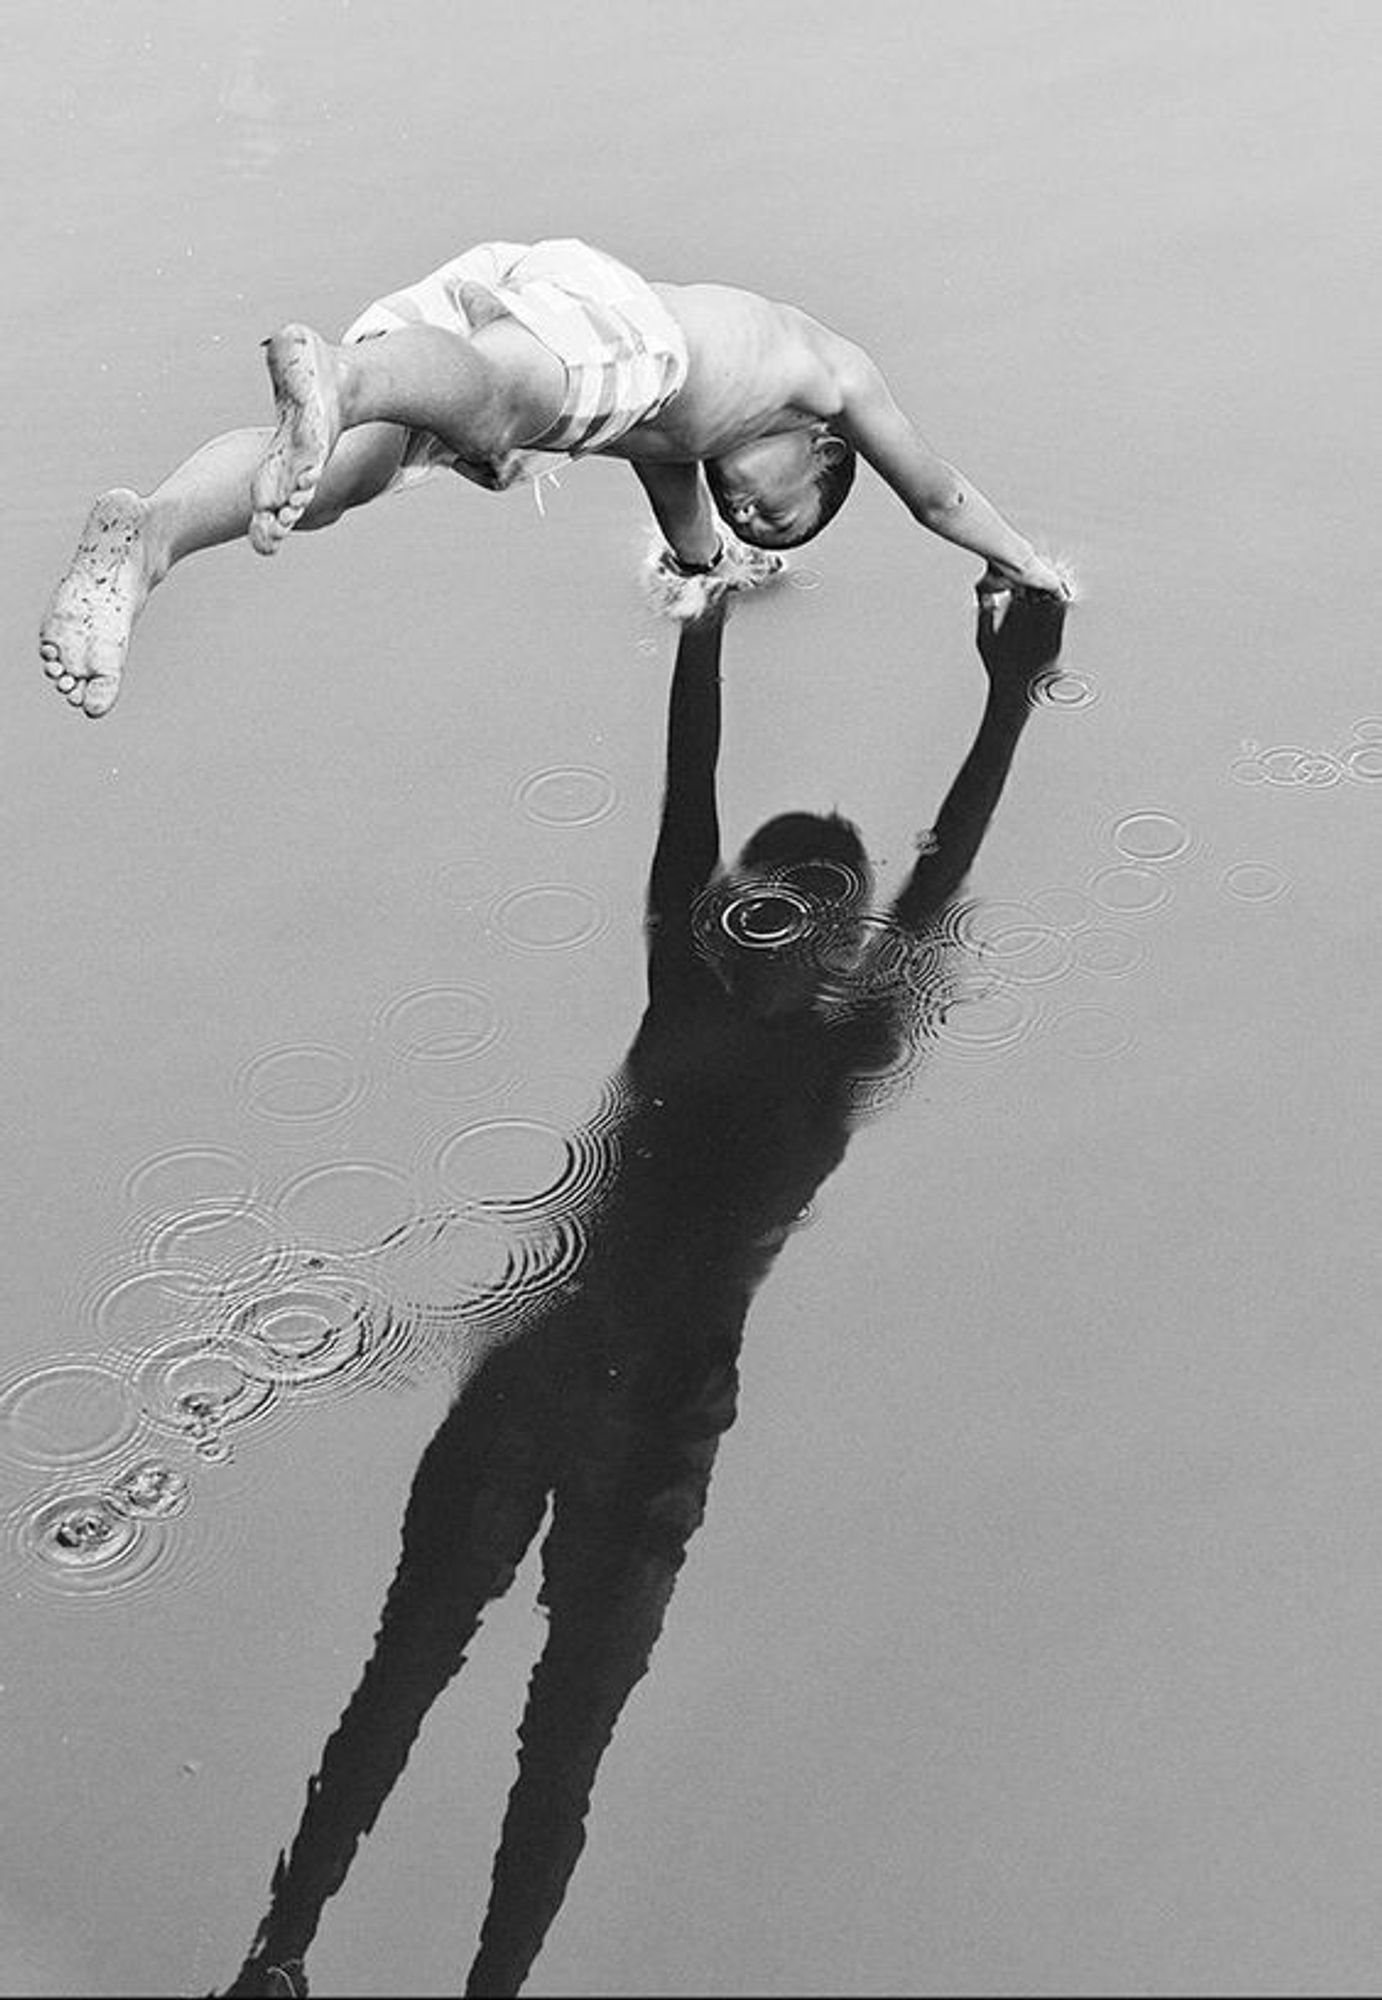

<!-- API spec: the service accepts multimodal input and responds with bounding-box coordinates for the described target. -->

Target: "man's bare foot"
[39,490,155,718]
[249,325,342,555]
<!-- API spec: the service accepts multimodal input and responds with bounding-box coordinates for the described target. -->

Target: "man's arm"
[834,346,1067,596]
[632,459,723,570]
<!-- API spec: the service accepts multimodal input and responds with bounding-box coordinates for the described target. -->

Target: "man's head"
[706,812,874,1018]
[736,811,871,890]
[704,425,856,550]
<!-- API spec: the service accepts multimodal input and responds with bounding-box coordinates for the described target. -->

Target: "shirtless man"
[39,237,1067,718]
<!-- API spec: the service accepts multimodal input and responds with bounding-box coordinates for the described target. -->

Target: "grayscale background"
[3,2,1381,1993]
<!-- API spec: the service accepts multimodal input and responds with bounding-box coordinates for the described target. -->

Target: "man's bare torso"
[620,284,848,461]
[471,282,852,467]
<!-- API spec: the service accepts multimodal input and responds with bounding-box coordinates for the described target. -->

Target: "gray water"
[5,2,1382,1993]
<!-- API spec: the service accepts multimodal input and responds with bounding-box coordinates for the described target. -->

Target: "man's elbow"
[913,479,967,528]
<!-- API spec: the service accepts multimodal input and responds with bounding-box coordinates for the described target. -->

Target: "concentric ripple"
[928,972,1042,1064]
[375,983,502,1065]
[217,1259,437,1397]
[1087,864,1172,917]
[2,1452,243,1610]
[121,1143,259,1214]
[845,1047,925,1123]
[492,1211,591,1313]
[271,1158,418,1254]
[128,1196,285,1287]
[0,1355,145,1476]
[950,899,1074,987]
[1220,861,1289,904]
[1046,1004,1136,1061]
[720,887,816,951]
[133,1332,285,1458]
[106,1460,191,1520]
[1031,669,1098,709]
[234,1041,370,1125]
[1232,726,1382,787]
[489,883,610,953]
[515,765,620,828]
[84,1261,213,1350]
[1230,743,1343,788]
[372,985,514,1105]
[1028,887,1098,934]
[1111,811,1193,864]
[7,1483,178,1607]
[379,1207,591,1336]
[432,1114,615,1218]
[1072,926,1148,978]
[368,1206,520,1320]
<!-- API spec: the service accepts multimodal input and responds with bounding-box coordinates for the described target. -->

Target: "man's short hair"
[705,433,857,549]
[796,437,856,545]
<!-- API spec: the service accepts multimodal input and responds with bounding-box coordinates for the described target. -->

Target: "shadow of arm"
[645,611,726,984]
[889,595,1067,933]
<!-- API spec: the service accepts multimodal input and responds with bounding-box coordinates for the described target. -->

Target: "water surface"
[4,3,1382,1994]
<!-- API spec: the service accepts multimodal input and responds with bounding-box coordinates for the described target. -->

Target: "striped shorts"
[342,238,690,492]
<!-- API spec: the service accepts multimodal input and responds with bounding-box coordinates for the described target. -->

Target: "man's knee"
[303,421,408,527]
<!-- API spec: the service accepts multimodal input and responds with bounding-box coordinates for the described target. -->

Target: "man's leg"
[38,420,405,717]
[248,321,560,554]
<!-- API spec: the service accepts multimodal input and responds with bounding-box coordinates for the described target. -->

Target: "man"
[40,237,1067,718]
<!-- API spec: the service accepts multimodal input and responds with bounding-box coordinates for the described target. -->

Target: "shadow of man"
[217,590,1068,1999]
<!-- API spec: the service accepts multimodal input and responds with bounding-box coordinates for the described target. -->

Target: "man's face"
[706,432,825,548]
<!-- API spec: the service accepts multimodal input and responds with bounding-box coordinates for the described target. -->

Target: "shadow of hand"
[976,590,1068,689]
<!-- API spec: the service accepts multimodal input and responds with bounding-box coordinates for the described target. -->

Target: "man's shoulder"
[657,284,854,406]
[656,280,841,346]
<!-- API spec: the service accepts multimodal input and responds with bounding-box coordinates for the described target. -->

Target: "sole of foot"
[38,489,150,718]
[249,325,337,556]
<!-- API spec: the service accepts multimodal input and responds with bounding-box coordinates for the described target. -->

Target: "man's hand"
[978,553,1071,601]
[976,587,1068,689]
[644,534,786,625]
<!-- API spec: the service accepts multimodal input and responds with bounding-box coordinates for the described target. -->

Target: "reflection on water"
[1230,719,1382,790]
[214,46,286,183]
[208,594,1064,1997]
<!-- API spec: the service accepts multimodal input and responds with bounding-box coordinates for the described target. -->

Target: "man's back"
[618,281,849,460]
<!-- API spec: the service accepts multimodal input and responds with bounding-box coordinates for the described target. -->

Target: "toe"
[83,676,120,717]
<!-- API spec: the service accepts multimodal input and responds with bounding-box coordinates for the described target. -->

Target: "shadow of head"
[706,812,875,1018]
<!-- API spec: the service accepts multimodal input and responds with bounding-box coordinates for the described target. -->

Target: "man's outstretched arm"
[834,346,1067,597]
[890,592,1068,933]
